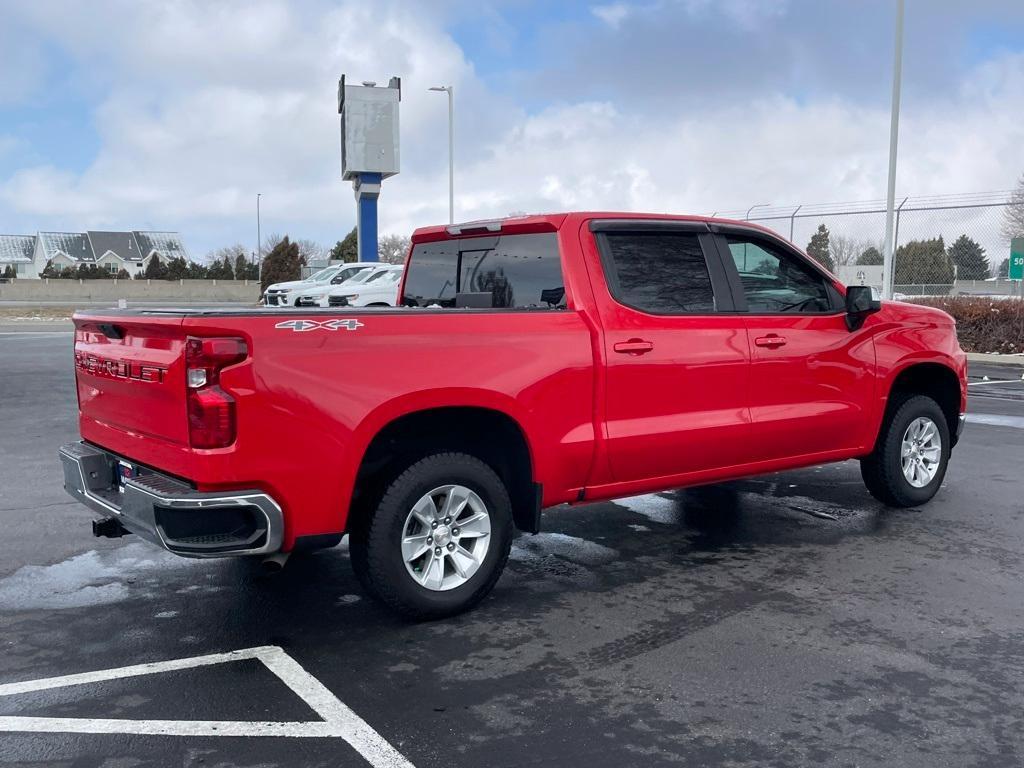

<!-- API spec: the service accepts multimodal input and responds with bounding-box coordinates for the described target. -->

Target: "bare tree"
[261,232,285,257]
[295,239,327,264]
[1004,174,1024,240]
[378,234,411,265]
[829,234,861,268]
[206,244,247,264]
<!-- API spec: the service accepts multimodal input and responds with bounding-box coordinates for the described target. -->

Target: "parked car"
[319,265,404,308]
[293,264,403,308]
[262,262,375,306]
[61,213,967,619]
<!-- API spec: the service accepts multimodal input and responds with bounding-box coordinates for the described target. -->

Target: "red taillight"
[185,336,247,449]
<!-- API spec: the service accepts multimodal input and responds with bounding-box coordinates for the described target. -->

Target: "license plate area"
[115,460,138,493]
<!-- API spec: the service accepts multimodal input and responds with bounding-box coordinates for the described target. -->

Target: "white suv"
[295,265,404,308]
[263,263,376,306]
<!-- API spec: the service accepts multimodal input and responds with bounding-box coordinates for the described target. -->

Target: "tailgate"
[74,313,189,446]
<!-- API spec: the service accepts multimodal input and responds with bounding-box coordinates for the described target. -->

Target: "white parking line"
[0,645,415,767]
[965,413,1024,430]
[0,331,73,336]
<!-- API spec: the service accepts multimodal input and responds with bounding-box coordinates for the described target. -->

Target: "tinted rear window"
[601,232,717,314]
[402,233,566,309]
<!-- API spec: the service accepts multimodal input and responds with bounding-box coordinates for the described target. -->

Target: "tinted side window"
[726,238,832,313]
[403,233,565,309]
[602,232,716,314]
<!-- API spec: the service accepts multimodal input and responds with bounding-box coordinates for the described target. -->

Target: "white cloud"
[1,1,1023,258]
[592,3,633,28]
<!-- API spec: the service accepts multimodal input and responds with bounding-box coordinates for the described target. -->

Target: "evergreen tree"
[856,246,884,266]
[996,258,1010,279]
[144,253,169,280]
[260,236,304,294]
[947,234,990,280]
[893,237,954,285]
[234,252,257,280]
[329,228,358,263]
[78,264,104,279]
[187,260,208,279]
[805,224,835,271]
[166,256,192,281]
[2,265,15,279]
[115,268,131,280]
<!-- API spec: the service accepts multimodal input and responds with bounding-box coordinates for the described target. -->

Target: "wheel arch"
[348,395,540,534]
[878,360,963,448]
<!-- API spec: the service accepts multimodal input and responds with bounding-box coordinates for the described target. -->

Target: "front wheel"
[349,453,513,619]
[860,394,951,507]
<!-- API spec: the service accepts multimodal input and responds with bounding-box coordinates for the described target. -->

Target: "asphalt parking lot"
[1,330,1023,767]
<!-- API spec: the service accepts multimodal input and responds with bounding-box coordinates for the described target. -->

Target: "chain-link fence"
[714,191,1022,298]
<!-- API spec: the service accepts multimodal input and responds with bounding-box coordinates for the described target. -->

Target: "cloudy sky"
[1,0,1024,259]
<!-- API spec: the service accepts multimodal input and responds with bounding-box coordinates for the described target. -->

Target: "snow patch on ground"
[612,493,679,525]
[0,544,187,610]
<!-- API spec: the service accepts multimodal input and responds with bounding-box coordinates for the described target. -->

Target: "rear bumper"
[59,441,284,558]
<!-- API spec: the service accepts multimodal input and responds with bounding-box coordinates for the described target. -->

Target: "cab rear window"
[402,233,566,309]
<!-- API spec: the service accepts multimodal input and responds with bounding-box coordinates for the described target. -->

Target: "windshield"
[344,268,383,285]
[364,269,400,284]
[309,266,341,283]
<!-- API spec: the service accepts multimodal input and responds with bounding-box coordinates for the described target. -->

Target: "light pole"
[256,193,262,271]
[429,85,454,225]
[881,0,905,300]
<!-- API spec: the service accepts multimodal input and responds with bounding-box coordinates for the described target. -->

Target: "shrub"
[911,297,1024,354]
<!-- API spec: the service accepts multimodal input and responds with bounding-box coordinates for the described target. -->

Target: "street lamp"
[881,0,905,300]
[429,85,454,225]
[256,193,262,268]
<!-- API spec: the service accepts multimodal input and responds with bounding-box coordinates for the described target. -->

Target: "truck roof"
[411,212,783,243]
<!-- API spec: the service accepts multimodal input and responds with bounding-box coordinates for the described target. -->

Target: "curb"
[966,352,1024,368]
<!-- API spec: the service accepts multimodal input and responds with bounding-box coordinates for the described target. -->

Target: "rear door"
[712,227,875,460]
[587,220,753,484]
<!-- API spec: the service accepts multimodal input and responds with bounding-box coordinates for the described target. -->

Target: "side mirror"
[845,285,881,331]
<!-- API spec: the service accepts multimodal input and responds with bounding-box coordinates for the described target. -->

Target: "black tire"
[860,393,951,507]
[349,452,513,620]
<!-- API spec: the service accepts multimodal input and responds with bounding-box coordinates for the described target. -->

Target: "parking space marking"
[965,413,1024,429]
[0,645,416,767]
[968,379,1024,387]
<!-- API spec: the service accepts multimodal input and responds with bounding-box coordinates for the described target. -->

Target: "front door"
[589,222,753,484]
[715,231,875,461]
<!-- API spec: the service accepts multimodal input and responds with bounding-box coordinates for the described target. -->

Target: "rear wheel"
[349,452,513,619]
[860,394,950,507]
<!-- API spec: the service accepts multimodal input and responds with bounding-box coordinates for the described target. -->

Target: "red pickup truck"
[61,213,967,618]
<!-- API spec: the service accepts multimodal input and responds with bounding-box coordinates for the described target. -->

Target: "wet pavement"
[1,333,1022,767]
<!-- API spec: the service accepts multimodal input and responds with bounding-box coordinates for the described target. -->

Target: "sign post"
[338,76,401,263]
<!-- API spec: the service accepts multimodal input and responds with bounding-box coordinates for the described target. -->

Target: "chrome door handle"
[613,339,654,355]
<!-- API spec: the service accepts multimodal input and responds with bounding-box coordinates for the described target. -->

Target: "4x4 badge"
[274,319,364,332]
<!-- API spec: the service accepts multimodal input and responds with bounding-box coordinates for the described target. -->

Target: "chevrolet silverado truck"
[61,213,967,618]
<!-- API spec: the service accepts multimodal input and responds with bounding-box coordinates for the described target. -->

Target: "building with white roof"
[0,230,191,279]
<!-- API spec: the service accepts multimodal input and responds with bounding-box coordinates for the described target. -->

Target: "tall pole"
[256,193,262,267]
[882,0,905,300]
[430,86,454,224]
[447,87,454,225]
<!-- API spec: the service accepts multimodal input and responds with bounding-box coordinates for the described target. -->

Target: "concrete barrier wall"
[0,279,260,302]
